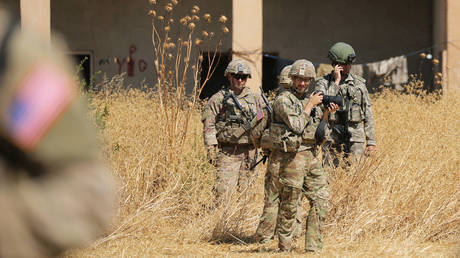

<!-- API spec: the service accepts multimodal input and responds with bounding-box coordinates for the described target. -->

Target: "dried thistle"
[203,13,211,20]
[192,15,200,21]
[182,41,189,47]
[199,55,204,62]
[432,59,440,65]
[202,31,209,38]
[148,10,156,17]
[164,26,170,32]
[114,57,118,63]
[185,15,192,21]
[209,32,215,38]
[158,15,165,21]
[222,26,229,33]
[168,43,176,49]
[165,4,173,12]
[168,53,173,59]
[436,72,443,77]
[219,15,227,23]
[171,0,179,5]
[188,22,196,30]
[180,18,187,25]
[419,53,426,59]
[191,5,200,14]
[169,18,174,23]
[149,0,156,4]
[195,38,203,45]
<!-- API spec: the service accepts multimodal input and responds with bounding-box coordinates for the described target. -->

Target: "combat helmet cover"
[224,59,251,78]
[289,59,315,79]
[279,65,292,86]
[328,42,356,64]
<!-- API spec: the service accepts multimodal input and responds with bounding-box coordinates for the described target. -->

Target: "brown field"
[63,77,460,257]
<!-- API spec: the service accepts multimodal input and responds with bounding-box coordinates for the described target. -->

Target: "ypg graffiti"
[103,44,148,77]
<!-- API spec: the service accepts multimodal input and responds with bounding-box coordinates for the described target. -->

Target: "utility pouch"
[349,104,363,122]
[269,123,301,152]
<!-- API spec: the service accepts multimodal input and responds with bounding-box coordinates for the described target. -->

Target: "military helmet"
[224,59,251,78]
[279,65,292,86]
[289,59,315,79]
[328,42,356,64]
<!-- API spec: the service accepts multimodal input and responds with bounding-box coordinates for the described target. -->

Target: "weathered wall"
[263,0,432,65]
[50,0,232,88]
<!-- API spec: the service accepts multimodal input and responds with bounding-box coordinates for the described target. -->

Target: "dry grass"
[63,78,459,257]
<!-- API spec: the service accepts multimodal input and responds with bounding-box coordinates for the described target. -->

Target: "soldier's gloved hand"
[206,145,218,165]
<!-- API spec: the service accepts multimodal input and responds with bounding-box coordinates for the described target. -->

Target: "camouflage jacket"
[270,90,322,152]
[201,86,262,146]
[314,72,376,145]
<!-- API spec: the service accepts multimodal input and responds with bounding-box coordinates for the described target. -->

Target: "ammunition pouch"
[216,119,250,144]
[269,123,301,153]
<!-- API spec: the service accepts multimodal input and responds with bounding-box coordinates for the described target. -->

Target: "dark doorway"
[263,53,294,93]
[199,51,231,99]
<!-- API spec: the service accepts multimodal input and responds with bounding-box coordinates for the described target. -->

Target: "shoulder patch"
[6,63,76,151]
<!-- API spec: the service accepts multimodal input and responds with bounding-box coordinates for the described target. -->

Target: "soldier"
[273,64,292,96]
[268,59,335,252]
[0,10,116,257]
[253,63,303,244]
[314,42,377,166]
[201,59,262,204]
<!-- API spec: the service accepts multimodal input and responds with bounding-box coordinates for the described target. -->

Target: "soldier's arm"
[362,86,377,146]
[274,95,309,135]
[201,92,224,146]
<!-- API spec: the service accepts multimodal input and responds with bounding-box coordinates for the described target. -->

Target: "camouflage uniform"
[262,60,329,252]
[253,64,303,243]
[315,71,376,166]
[202,82,262,203]
[0,10,115,257]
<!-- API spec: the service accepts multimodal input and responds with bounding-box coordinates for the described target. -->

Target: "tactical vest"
[215,89,257,145]
[268,91,307,152]
[323,74,365,123]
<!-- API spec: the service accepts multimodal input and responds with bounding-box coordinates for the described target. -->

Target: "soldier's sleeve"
[0,27,116,256]
[0,98,116,258]
[313,77,328,93]
[273,95,309,135]
[201,92,224,146]
[361,84,377,146]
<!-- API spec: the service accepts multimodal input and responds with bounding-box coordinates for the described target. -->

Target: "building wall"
[50,0,232,88]
[263,0,432,65]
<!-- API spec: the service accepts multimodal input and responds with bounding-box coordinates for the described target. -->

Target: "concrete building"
[2,0,459,95]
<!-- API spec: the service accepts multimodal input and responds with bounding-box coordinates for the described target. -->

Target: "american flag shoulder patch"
[256,109,264,120]
[7,63,76,151]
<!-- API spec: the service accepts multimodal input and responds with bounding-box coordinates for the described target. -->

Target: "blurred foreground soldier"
[268,59,334,252]
[201,59,262,204]
[315,42,376,167]
[0,10,115,257]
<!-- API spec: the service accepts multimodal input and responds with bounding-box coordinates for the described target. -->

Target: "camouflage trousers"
[274,148,329,252]
[322,141,365,167]
[255,153,303,243]
[214,144,256,204]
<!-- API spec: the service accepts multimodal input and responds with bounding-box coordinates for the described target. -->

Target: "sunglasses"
[231,73,249,80]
